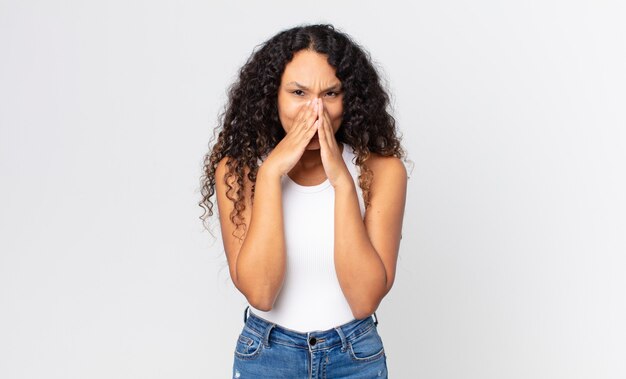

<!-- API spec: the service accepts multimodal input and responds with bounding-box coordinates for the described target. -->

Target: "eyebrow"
[285,81,342,92]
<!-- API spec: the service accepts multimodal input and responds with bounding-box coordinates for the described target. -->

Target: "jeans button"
[309,337,317,346]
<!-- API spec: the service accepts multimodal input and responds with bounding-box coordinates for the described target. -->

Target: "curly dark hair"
[199,23,413,240]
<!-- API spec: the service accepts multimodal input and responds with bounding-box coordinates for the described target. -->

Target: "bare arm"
[215,99,320,310]
[215,159,286,311]
[333,156,407,319]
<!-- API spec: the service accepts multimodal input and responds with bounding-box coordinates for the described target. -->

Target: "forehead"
[281,49,339,83]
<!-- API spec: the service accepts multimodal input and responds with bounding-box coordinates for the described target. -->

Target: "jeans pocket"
[348,324,386,363]
[234,326,264,360]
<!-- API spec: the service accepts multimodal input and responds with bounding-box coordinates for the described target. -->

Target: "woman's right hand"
[263,98,320,176]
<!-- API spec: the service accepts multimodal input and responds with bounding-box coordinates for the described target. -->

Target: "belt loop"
[372,312,379,326]
[334,326,348,352]
[263,323,276,348]
[243,305,249,323]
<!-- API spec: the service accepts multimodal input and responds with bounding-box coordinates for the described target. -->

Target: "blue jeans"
[232,306,388,378]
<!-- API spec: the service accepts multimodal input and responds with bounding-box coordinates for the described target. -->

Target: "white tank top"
[249,142,366,332]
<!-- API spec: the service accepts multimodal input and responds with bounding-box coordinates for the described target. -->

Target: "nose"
[315,97,323,108]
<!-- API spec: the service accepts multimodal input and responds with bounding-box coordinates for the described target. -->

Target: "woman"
[199,23,411,378]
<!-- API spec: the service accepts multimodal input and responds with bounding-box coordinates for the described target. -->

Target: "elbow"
[352,307,374,321]
[351,302,379,320]
[236,265,283,312]
[247,295,274,311]
[234,271,274,311]
[241,280,277,311]
[351,289,387,320]
[234,277,274,311]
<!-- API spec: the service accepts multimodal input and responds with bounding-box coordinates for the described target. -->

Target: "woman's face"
[277,49,344,150]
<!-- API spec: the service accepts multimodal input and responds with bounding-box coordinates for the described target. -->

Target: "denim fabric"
[232,306,388,378]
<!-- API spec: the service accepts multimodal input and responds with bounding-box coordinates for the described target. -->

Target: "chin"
[305,138,320,150]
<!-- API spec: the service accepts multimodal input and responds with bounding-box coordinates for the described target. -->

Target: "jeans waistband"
[241,305,380,352]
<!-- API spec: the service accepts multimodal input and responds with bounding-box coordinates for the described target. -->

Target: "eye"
[291,90,305,96]
[326,91,340,97]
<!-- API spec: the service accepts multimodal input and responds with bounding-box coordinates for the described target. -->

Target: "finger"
[317,98,325,130]
[302,98,319,128]
[324,110,333,135]
[317,100,328,145]
[320,100,331,125]
[318,97,323,120]
[310,98,319,123]
[302,100,320,142]
[293,100,316,136]
[301,118,320,145]
[300,99,316,125]
[320,105,335,148]
[320,117,332,155]
[292,101,310,130]
[311,119,321,137]
[317,111,325,143]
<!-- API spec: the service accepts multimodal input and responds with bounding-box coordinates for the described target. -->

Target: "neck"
[293,142,344,173]
[297,150,323,170]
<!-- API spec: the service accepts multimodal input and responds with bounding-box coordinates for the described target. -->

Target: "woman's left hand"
[317,99,352,188]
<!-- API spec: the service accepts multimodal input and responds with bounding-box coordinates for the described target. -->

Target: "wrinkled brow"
[285,81,342,92]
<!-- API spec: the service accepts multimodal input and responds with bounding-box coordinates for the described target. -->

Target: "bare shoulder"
[215,156,255,190]
[366,153,408,192]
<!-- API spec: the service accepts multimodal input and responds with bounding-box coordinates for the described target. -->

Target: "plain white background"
[1,0,625,378]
